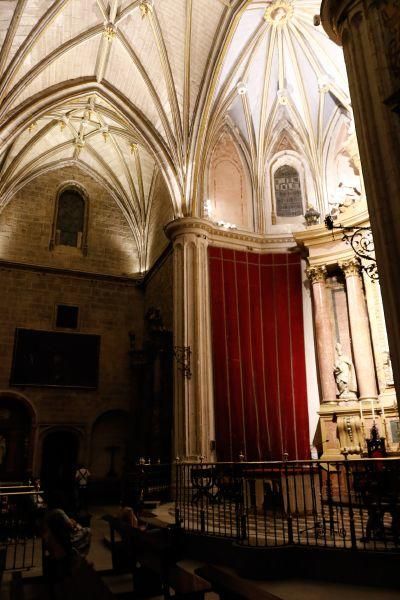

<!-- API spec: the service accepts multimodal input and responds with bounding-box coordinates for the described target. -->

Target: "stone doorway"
[0,395,32,481]
[40,429,79,507]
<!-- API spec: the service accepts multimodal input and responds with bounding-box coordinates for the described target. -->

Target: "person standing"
[75,465,90,511]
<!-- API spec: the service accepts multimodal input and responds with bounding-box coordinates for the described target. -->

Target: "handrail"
[174,458,400,551]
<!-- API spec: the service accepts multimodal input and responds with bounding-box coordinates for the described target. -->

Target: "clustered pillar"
[165,219,215,462]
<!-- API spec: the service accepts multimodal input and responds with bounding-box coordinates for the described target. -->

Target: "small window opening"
[56,189,85,248]
[56,305,79,329]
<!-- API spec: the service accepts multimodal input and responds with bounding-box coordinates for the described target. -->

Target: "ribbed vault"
[0,0,355,268]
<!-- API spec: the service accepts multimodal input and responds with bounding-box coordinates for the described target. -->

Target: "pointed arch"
[206,127,253,231]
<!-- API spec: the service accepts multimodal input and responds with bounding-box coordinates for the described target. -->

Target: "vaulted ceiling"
[0,0,352,266]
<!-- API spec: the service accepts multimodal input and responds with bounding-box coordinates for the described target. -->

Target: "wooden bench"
[103,514,210,599]
[9,562,113,600]
[196,565,282,600]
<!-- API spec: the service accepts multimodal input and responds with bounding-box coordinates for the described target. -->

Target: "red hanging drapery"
[209,248,310,461]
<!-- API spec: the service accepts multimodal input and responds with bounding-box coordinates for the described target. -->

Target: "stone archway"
[0,392,36,481]
[40,428,80,506]
[90,410,130,480]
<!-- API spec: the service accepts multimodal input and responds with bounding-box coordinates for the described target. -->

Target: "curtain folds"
[209,248,309,461]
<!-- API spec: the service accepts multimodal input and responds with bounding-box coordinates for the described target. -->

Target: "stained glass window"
[274,165,303,217]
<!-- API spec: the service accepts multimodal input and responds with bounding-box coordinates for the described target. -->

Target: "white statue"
[334,343,357,399]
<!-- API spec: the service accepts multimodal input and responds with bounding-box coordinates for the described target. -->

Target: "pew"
[196,565,282,600]
[103,514,210,599]
[9,562,113,600]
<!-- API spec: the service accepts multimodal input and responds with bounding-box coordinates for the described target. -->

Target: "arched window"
[50,185,88,253]
[274,165,303,217]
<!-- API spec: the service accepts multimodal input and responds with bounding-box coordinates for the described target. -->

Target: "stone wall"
[0,166,139,276]
[0,166,147,475]
[0,265,144,472]
[146,174,174,270]
[144,251,173,332]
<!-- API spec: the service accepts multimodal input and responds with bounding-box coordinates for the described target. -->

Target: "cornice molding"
[294,202,370,248]
[165,217,297,252]
[0,258,142,285]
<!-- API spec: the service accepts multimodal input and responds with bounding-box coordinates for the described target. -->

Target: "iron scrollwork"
[173,345,192,379]
[324,215,379,281]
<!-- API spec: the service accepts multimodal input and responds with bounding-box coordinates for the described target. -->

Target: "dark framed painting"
[10,328,101,389]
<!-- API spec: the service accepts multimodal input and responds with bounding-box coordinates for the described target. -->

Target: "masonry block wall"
[0,166,139,276]
[0,167,145,476]
[146,174,174,269]
[144,252,173,331]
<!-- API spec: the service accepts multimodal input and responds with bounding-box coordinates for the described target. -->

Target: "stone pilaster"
[362,272,394,396]
[165,218,215,462]
[321,0,400,410]
[306,265,336,403]
[340,258,378,403]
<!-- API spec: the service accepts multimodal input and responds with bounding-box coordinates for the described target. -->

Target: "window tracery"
[50,184,88,254]
[274,165,303,218]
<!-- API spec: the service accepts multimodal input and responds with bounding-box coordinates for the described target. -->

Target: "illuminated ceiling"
[0,0,352,265]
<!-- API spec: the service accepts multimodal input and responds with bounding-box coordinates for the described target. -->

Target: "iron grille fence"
[175,459,400,551]
[123,463,173,509]
[0,486,42,572]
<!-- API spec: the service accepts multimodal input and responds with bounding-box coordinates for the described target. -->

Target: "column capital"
[306,265,327,284]
[165,217,210,243]
[339,258,361,278]
[320,0,364,44]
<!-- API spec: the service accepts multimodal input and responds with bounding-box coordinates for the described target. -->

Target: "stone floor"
[1,503,399,599]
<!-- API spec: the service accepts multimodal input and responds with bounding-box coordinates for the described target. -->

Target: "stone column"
[306,265,336,403]
[340,258,378,402]
[321,0,400,409]
[362,273,392,396]
[165,218,215,462]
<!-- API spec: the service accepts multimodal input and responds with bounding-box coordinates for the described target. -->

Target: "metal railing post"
[284,461,294,545]
[343,452,357,550]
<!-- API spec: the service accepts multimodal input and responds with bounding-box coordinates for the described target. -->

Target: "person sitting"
[41,508,78,584]
[43,505,91,558]
[41,507,111,599]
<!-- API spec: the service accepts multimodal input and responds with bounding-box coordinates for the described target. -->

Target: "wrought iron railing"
[0,486,42,572]
[123,463,173,509]
[175,459,400,551]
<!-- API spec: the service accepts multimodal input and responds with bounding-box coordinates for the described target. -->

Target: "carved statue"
[334,342,357,399]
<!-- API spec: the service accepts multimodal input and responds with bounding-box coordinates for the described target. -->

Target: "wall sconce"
[173,346,192,379]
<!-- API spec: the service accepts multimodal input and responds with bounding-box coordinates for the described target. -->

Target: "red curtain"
[209,248,310,461]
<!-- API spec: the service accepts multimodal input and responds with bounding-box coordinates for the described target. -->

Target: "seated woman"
[42,506,91,558]
[41,509,111,599]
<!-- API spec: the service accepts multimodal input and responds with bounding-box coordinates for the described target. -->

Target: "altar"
[243,465,321,516]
